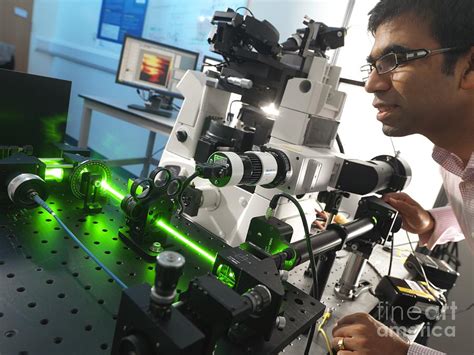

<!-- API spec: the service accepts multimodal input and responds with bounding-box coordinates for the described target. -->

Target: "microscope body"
[159,31,348,246]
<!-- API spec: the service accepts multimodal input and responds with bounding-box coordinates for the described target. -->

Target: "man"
[330,0,474,354]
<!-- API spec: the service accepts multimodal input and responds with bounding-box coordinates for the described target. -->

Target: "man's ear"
[460,47,474,90]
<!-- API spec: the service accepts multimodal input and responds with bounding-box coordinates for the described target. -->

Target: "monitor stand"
[128,94,173,118]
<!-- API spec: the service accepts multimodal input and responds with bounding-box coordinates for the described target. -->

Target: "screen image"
[116,35,198,97]
[138,51,173,87]
[0,69,71,157]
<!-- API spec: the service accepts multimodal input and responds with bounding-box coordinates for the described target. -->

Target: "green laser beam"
[45,168,64,181]
[92,180,217,266]
[156,219,216,265]
[100,181,125,201]
[216,263,236,288]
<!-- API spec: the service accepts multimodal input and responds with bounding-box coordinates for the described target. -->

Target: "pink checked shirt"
[419,146,474,253]
[407,146,474,355]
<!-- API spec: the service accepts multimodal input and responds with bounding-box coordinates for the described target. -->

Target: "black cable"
[335,134,345,154]
[388,233,394,276]
[368,287,378,297]
[366,260,383,279]
[229,100,243,116]
[228,100,247,122]
[305,326,317,355]
[268,193,318,355]
[270,193,317,295]
[235,6,255,17]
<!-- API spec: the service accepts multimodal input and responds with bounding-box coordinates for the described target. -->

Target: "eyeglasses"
[360,46,464,81]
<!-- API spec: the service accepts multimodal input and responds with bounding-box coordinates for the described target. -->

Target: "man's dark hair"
[368,0,473,74]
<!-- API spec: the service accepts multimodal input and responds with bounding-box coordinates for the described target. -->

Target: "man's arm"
[420,206,464,249]
[383,193,464,249]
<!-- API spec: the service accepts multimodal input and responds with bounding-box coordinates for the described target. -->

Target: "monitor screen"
[116,35,199,98]
[0,69,71,157]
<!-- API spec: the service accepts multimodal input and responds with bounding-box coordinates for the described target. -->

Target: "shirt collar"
[432,146,474,181]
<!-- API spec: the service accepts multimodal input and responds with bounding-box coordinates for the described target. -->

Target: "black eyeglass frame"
[360,46,466,79]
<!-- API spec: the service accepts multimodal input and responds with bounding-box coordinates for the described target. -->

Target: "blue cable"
[32,194,128,290]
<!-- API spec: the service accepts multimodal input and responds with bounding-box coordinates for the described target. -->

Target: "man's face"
[365,14,461,137]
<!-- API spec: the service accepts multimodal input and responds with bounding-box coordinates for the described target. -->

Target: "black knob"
[150,251,185,319]
[154,251,185,297]
[242,284,272,313]
[176,130,188,142]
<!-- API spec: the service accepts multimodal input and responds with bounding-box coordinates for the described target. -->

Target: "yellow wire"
[319,328,334,355]
[317,312,334,355]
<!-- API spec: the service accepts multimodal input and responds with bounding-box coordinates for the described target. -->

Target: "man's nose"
[364,70,391,93]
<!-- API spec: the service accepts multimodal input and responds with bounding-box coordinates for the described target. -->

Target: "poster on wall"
[97,0,247,57]
[97,0,148,43]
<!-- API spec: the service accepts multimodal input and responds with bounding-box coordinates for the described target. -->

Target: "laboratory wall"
[28,0,442,208]
[29,0,164,176]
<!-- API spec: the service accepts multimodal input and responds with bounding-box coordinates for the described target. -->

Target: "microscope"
[110,8,413,354]
[157,9,411,249]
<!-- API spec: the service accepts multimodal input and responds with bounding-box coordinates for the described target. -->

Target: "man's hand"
[331,313,409,355]
[382,192,434,235]
[312,210,349,230]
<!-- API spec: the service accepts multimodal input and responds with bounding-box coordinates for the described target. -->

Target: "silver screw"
[276,316,287,330]
[149,242,163,253]
[279,270,289,282]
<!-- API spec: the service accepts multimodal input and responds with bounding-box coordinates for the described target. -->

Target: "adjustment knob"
[154,251,185,297]
[176,130,188,142]
[242,284,272,313]
[149,251,186,319]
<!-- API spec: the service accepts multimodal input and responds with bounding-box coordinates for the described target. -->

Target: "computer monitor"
[201,55,222,74]
[0,69,71,157]
[116,35,199,117]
